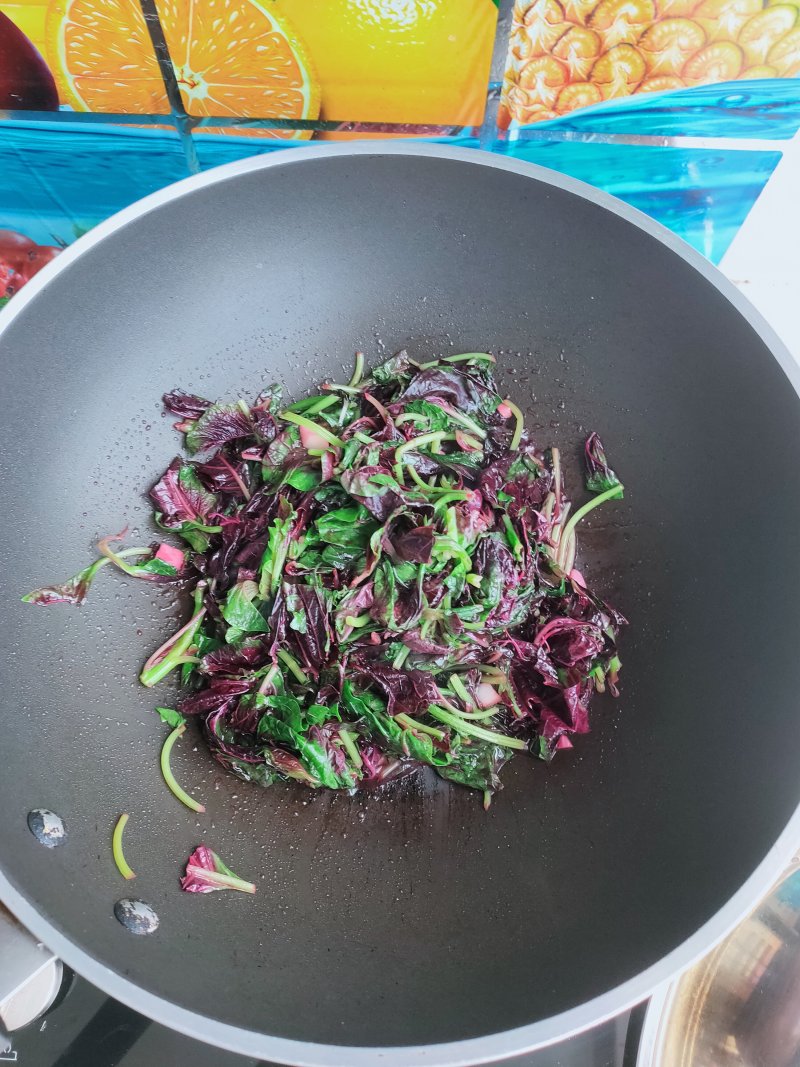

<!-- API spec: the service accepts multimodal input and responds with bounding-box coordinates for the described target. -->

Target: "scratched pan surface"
[0,145,799,1066]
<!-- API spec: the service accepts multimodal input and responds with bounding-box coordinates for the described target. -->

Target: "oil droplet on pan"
[27,809,67,848]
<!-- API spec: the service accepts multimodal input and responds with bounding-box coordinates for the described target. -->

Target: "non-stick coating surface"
[1,146,799,1062]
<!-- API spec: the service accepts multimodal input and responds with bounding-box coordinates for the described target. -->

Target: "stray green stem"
[344,613,372,628]
[556,483,624,569]
[286,393,339,415]
[591,665,606,693]
[405,464,456,495]
[93,544,156,578]
[258,663,281,696]
[185,865,256,893]
[446,408,487,439]
[278,410,345,448]
[502,514,523,561]
[323,382,363,395]
[432,537,471,570]
[348,352,365,387]
[500,678,526,720]
[394,431,455,481]
[277,649,309,684]
[427,705,527,750]
[503,399,524,451]
[442,352,496,365]
[160,725,206,813]
[394,713,445,740]
[433,491,471,511]
[551,447,562,515]
[112,813,136,880]
[452,707,500,720]
[140,585,207,687]
[338,728,364,769]
[392,645,411,670]
[448,674,474,709]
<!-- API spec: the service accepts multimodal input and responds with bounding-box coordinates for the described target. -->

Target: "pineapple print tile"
[500,0,800,125]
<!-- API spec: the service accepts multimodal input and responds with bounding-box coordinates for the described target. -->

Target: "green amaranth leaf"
[258,501,295,599]
[221,581,269,634]
[436,742,508,791]
[342,682,451,769]
[257,714,345,789]
[315,505,376,548]
[371,351,414,385]
[157,706,186,728]
[285,467,320,492]
[406,399,451,433]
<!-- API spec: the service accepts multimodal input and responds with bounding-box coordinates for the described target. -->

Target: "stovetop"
[4,973,644,1067]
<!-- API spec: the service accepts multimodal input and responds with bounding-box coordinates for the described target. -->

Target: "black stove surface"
[4,974,645,1067]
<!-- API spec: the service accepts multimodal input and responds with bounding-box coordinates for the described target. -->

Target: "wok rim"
[0,140,798,1066]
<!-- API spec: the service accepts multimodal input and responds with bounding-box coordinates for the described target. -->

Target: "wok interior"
[1,151,799,1049]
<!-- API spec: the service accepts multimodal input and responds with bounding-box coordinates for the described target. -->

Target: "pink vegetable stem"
[141,606,207,672]
[154,543,185,570]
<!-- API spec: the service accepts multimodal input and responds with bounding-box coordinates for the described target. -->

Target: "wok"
[0,143,799,1066]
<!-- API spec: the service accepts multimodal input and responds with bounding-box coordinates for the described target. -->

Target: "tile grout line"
[137,0,200,175]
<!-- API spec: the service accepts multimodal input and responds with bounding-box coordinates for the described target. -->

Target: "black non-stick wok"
[1,144,799,1066]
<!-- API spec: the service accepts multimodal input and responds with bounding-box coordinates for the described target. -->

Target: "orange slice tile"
[155,0,319,136]
[46,0,167,112]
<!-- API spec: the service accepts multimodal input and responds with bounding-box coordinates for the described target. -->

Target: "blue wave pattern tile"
[530,80,800,141]
[190,131,480,170]
[0,120,189,248]
[501,139,781,263]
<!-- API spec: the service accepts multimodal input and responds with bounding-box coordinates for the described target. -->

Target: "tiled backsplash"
[0,0,798,305]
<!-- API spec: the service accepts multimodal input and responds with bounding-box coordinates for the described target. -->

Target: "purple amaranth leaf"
[339,466,407,522]
[391,524,435,564]
[150,458,218,526]
[162,390,212,420]
[284,584,333,679]
[185,403,255,457]
[179,678,252,716]
[398,366,500,418]
[180,845,256,894]
[584,432,621,494]
[200,643,267,675]
[350,656,440,718]
[22,558,105,605]
[195,451,252,497]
